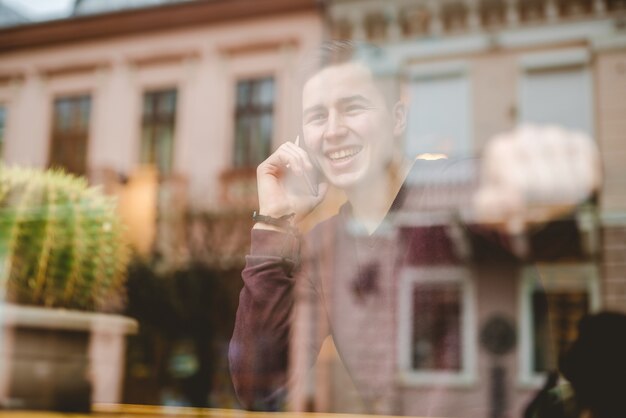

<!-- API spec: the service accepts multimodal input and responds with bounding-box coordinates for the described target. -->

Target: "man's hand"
[255,140,328,231]
[473,125,601,232]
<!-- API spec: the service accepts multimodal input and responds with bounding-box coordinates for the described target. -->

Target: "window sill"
[517,374,547,390]
[396,370,477,388]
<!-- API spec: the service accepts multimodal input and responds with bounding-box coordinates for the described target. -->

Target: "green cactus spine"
[0,165,130,311]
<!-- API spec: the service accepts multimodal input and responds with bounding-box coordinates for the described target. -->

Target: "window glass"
[532,288,589,372]
[233,77,274,168]
[50,95,91,176]
[412,281,462,371]
[521,264,599,382]
[520,65,593,135]
[406,74,472,160]
[399,266,474,387]
[254,78,274,106]
[141,89,177,174]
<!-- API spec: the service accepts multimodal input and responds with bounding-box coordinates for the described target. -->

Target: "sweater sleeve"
[228,228,305,411]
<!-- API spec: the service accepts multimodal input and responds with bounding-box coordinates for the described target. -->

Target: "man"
[229,41,600,414]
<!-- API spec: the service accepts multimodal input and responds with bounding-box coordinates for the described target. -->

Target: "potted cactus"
[0,165,136,411]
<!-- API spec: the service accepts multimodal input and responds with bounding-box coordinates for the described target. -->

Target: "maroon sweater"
[229,160,582,412]
[229,160,480,411]
[229,228,303,410]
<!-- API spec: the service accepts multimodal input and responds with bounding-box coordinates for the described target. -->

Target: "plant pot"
[0,304,138,411]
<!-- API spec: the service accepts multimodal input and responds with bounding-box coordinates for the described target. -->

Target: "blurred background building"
[295,0,626,416]
[0,0,322,408]
[0,0,625,415]
[0,0,321,259]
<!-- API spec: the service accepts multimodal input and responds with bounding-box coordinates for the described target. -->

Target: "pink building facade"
[0,0,323,255]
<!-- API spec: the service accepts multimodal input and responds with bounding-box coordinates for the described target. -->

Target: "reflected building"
[285,0,626,416]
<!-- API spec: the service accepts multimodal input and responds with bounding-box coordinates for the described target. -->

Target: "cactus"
[0,165,130,311]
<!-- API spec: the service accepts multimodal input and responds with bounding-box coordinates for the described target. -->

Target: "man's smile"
[325,145,363,162]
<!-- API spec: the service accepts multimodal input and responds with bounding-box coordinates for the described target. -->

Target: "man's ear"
[392,101,407,137]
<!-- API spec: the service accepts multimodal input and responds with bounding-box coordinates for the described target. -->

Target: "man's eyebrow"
[337,95,371,105]
[303,104,325,118]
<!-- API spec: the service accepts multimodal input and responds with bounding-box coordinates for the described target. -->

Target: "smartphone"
[295,134,321,197]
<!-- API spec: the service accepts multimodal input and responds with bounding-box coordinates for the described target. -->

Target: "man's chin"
[326,170,367,191]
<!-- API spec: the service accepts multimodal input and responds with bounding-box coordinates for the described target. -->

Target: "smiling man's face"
[302,62,402,192]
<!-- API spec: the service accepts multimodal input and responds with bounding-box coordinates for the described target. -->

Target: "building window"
[519,264,600,385]
[406,65,472,161]
[0,106,5,159]
[233,77,274,168]
[141,89,177,175]
[519,58,594,136]
[398,267,475,386]
[412,281,462,371]
[50,95,91,176]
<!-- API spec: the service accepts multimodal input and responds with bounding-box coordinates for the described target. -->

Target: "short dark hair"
[310,40,391,75]
[300,40,404,107]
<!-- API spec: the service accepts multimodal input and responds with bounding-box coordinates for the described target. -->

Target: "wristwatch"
[252,211,298,234]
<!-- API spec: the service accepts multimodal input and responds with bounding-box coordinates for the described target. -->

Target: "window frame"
[517,262,601,387]
[140,87,178,175]
[397,266,477,387]
[49,93,92,176]
[517,48,595,137]
[232,76,275,169]
[405,60,473,161]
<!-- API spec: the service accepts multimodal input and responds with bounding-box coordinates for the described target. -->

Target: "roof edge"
[0,0,318,54]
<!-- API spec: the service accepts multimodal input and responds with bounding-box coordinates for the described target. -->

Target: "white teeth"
[328,147,361,161]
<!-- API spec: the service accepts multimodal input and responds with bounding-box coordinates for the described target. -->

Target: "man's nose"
[323,110,348,141]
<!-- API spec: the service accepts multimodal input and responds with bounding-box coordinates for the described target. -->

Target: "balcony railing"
[328,0,625,42]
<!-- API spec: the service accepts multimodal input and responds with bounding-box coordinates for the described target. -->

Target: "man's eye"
[308,113,326,123]
[345,104,365,113]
